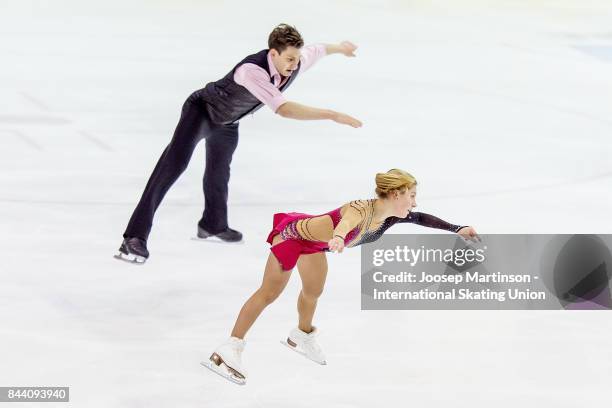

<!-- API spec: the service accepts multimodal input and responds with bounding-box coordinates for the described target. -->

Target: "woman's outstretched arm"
[399,212,480,242]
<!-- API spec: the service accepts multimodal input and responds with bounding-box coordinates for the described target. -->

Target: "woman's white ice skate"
[202,337,247,385]
[281,326,327,365]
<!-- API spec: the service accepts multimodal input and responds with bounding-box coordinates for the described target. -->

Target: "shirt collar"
[267,50,287,86]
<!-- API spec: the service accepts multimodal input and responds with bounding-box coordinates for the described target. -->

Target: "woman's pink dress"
[266,207,359,271]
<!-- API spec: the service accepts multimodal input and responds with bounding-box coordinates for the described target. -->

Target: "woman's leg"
[230,236,292,339]
[296,252,328,333]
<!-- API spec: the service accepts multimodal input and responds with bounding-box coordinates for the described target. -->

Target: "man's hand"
[326,41,358,57]
[338,41,358,57]
[333,112,362,128]
[276,102,362,127]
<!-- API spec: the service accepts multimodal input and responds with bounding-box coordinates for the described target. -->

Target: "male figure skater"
[116,23,362,264]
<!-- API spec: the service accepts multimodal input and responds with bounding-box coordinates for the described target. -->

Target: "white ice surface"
[1,0,612,406]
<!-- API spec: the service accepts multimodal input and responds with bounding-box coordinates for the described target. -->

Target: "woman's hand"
[328,236,345,253]
[457,226,481,242]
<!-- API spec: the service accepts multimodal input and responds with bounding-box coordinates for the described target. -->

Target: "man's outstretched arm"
[276,101,362,128]
[299,41,358,71]
[324,41,358,57]
[234,42,362,128]
[276,41,361,126]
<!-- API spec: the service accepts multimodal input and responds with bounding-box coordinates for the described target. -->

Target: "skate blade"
[191,236,244,245]
[280,339,327,365]
[113,252,146,264]
[201,354,246,385]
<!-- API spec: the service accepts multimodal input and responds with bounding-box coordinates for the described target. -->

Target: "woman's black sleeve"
[397,211,465,233]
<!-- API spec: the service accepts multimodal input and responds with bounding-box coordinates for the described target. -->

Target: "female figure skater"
[204,169,479,384]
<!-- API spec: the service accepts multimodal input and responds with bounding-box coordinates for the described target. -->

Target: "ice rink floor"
[1,0,611,406]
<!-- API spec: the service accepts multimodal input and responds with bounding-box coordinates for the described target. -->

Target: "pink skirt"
[266,212,330,271]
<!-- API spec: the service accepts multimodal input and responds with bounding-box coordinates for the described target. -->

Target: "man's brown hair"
[268,24,304,53]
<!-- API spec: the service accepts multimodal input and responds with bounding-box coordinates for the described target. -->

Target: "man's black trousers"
[123,98,239,240]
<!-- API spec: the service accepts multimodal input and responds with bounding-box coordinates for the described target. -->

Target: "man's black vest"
[198,49,302,125]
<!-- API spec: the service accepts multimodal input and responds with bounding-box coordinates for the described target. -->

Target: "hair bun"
[374,169,417,198]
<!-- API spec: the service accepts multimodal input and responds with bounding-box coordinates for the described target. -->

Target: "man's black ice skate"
[114,237,149,264]
[195,225,243,244]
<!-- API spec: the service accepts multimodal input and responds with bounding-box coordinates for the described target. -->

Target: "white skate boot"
[202,337,247,385]
[281,326,327,365]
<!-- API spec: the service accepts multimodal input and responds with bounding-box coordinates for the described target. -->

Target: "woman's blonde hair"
[375,169,417,198]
